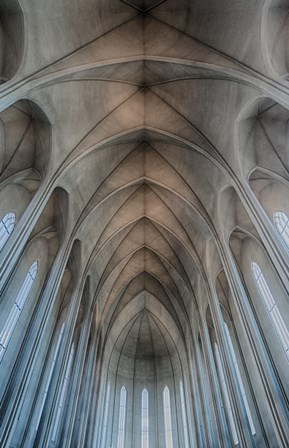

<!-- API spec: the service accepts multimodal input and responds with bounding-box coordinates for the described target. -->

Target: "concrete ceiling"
[1,0,289,360]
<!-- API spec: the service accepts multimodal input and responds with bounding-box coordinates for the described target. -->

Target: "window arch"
[0,260,38,363]
[163,386,173,448]
[0,211,16,251]
[252,262,289,359]
[214,343,239,445]
[224,323,256,435]
[179,381,189,448]
[101,381,111,448]
[141,388,149,448]
[273,211,289,249]
[117,386,127,448]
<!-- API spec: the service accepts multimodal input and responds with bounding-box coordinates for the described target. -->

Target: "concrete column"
[207,282,256,447]
[0,235,73,448]
[219,240,289,447]
[237,181,289,291]
[60,309,93,447]
[37,272,84,447]
[0,179,51,292]
[71,324,99,448]
[199,321,232,448]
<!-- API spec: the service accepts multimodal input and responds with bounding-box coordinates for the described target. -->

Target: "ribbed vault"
[1,1,289,447]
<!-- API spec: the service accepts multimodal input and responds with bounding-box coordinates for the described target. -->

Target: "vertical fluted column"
[71,323,99,448]
[0,179,51,292]
[199,321,232,448]
[37,270,85,447]
[219,239,289,447]
[207,282,256,447]
[194,335,219,447]
[186,341,206,447]
[238,181,289,290]
[60,303,93,448]
[0,234,74,448]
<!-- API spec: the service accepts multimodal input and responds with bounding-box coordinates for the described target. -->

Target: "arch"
[236,97,289,181]
[263,0,289,80]
[0,0,24,83]
[0,100,52,181]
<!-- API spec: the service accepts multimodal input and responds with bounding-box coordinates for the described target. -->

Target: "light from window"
[52,343,75,442]
[252,262,289,359]
[163,386,173,448]
[141,388,149,448]
[179,381,190,448]
[101,381,111,448]
[224,323,256,435]
[0,260,38,363]
[274,211,289,249]
[117,386,127,448]
[36,322,65,430]
[0,212,16,251]
[214,343,239,445]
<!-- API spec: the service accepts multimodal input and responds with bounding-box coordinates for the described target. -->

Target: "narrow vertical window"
[252,262,289,359]
[274,211,289,249]
[214,343,239,445]
[0,212,16,251]
[179,381,189,448]
[36,322,65,430]
[117,386,127,448]
[0,260,38,363]
[141,388,149,448]
[163,386,173,448]
[101,381,111,448]
[52,343,75,442]
[224,323,256,435]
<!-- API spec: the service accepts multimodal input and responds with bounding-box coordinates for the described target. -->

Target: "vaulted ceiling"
[1,0,289,359]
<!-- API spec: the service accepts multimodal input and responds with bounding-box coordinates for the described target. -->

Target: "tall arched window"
[0,260,38,363]
[117,386,127,448]
[36,322,65,430]
[252,262,289,359]
[224,323,256,435]
[179,381,189,448]
[273,211,289,249]
[214,343,239,445]
[0,211,16,251]
[141,388,149,448]
[163,386,173,448]
[101,381,111,448]
[52,342,75,442]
